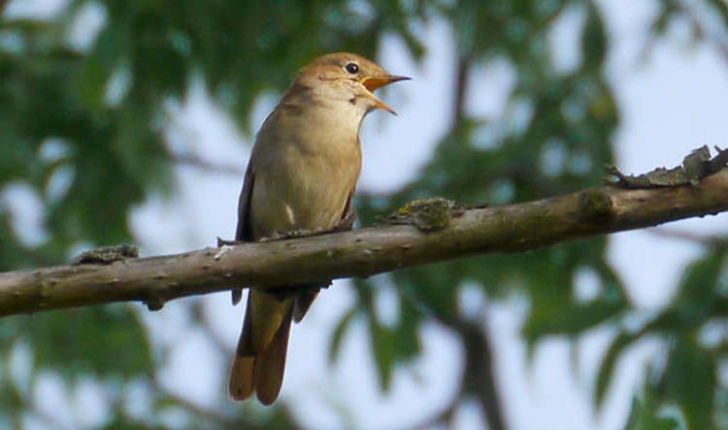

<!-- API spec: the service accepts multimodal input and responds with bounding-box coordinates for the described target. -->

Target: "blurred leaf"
[0,377,23,419]
[524,299,622,341]
[674,249,726,305]
[596,331,644,407]
[27,305,152,378]
[393,262,460,323]
[624,391,682,430]
[368,316,395,391]
[328,306,358,365]
[77,20,129,110]
[583,1,607,71]
[101,419,167,430]
[662,335,716,430]
[365,288,422,391]
[707,0,728,29]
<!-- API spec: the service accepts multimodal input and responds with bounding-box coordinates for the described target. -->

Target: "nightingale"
[229,52,408,405]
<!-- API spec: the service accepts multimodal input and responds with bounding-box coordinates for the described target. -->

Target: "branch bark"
[1,170,727,317]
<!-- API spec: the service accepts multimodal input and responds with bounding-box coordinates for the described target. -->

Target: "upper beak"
[361,75,410,115]
[362,75,410,92]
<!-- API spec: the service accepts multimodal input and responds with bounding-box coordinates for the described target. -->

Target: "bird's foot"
[217,237,244,247]
[259,229,313,242]
[260,218,355,242]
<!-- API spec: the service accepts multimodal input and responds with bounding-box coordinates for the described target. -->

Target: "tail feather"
[229,289,295,405]
[253,308,292,405]
[229,355,254,401]
[293,288,320,323]
[229,298,256,400]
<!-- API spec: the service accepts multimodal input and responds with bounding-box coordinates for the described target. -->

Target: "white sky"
[6,0,728,429]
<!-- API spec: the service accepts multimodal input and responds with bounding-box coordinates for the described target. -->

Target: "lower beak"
[362,75,410,115]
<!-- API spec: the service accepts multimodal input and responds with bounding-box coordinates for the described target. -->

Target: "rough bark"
[1,169,727,317]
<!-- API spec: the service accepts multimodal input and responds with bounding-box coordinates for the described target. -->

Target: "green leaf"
[524,298,623,341]
[26,305,152,378]
[624,392,682,430]
[662,335,716,430]
[0,373,24,418]
[392,263,460,324]
[77,21,130,109]
[367,295,423,392]
[707,0,728,30]
[583,1,607,70]
[368,315,395,391]
[596,331,642,407]
[328,307,358,365]
[675,250,725,304]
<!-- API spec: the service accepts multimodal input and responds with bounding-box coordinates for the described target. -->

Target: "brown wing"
[235,161,256,242]
[231,163,256,305]
[341,187,355,223]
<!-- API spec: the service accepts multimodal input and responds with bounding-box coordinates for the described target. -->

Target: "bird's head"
[294,52,410,115]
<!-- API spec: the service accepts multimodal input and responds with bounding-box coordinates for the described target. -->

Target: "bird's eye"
[344,62,359,74]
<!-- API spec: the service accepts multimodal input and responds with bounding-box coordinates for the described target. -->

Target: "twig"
[647,227,728,246]
[149,376,243,428]
[678,0,728,65]
[171,153,244,176]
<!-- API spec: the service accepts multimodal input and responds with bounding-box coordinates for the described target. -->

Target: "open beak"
[361,75,410,115]
[363,75,410,91]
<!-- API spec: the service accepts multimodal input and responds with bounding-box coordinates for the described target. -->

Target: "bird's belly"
[250,155,358,238]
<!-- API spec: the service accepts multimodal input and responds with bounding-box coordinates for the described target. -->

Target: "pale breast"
[248,100,364,239]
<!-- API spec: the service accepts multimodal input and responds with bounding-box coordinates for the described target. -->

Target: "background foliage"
[1,0,727,428]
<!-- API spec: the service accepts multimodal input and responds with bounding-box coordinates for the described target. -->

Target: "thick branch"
[1,170,727,317]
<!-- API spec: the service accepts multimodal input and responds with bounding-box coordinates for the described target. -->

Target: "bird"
[228,52,408,405]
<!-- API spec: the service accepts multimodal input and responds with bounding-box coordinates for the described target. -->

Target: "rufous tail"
[229,290,294,405]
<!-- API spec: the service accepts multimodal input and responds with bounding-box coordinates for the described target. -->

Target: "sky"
[6,0,728,429]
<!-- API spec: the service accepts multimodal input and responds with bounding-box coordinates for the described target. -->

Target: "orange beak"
[361,75,410,115]
[362,75,410,91]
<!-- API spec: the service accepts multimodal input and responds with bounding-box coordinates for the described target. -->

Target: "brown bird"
[229,52,408,405]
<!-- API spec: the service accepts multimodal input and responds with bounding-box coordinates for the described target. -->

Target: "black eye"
[345,62,359,74]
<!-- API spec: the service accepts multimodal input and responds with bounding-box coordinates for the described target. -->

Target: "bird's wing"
[231,162,256,305]
[235,161,256,242]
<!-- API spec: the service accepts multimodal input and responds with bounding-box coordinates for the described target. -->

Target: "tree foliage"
[1,0,727,428]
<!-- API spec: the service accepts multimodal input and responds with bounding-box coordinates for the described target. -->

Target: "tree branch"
[1,170,727,317]
[171,152,245,176]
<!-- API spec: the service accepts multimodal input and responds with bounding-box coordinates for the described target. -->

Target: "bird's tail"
[229,290,294,405]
